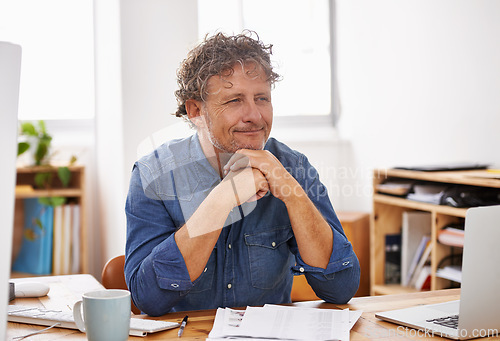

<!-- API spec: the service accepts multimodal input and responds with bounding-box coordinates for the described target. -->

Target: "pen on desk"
[178,315,188,337]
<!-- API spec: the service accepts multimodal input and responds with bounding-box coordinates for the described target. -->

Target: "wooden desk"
[7,275,497,340]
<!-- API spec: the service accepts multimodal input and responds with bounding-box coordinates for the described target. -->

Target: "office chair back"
[101,255,141,314]
[290,275,320,302]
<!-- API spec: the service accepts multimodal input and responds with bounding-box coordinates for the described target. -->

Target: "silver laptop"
[376,205,500,340]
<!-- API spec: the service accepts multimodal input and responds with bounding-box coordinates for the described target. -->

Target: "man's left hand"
[223,149,301,204]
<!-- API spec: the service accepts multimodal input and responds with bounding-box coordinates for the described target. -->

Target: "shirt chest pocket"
[244,227,294,290]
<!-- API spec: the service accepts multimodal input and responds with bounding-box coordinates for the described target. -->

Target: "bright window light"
[0,0,95,120]
[198,0,331,117]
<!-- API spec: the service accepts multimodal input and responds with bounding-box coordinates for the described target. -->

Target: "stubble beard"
[204,113,268,154]
[208,130,267,154]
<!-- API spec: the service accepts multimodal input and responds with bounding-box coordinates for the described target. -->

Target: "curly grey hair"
[174,31,281,119]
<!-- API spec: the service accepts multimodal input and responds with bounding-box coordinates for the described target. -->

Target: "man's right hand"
[222,166,269,206]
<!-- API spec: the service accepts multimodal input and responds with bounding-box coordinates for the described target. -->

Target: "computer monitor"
[0,41,22,338]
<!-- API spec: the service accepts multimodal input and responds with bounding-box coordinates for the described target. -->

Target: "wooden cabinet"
[12,166,87,276]
[370,168,500,295]
[291,211,371,301]
[337,211,370,297]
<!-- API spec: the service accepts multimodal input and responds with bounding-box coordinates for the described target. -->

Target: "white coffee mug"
[73,289,131,341]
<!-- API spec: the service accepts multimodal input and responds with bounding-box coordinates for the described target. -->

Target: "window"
[198,0,332,119]
[0,0,94,120]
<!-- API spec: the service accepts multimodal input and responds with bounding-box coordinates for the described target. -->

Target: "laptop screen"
[0,41,22,338]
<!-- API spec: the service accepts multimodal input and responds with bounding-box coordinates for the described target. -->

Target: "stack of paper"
[207,305,362,341]
[436,265,462,283]
[406,184,448,205]
[437,226,465,248]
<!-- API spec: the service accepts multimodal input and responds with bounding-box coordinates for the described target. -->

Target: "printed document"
[207,305,362,340]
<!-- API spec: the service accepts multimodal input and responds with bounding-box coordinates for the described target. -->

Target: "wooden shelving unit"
[12,165,87,277]
[370,168,500,295]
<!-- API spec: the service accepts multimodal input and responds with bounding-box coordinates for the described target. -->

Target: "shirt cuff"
[151,234,193,292]
[291,229,356,280]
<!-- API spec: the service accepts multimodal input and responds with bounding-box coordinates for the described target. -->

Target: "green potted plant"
[17,120,77,206]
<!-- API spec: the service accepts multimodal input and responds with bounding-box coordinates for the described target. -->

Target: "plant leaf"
[38,196,66,207]
[50,197,67,207]
[34,141,49,165]
[18,142,30,156]
[57,166,71,187]
[20,122,37,136]
[34,172,52,189]
[38,197,52,206]
[69,155,78,165]
[38,120,47,135]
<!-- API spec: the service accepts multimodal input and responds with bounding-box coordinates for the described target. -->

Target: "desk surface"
[6,275,494,340]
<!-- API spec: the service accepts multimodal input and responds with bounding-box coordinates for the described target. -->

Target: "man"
[125,31,360,316]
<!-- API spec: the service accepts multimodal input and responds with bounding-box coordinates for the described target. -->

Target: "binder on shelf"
[71,204,81,273]
[385,234,401,284]
[401,211,432,286]
[414,265,431,290]
[409,241,433,288]
[12,199,54,275]
[53,203,79,275]
[62,204,72,274]
[405,235,431,286]
[52,205,63,275]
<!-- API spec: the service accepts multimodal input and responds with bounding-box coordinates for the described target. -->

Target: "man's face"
[199,63,273,154]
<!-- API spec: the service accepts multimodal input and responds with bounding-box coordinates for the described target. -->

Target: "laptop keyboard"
[426,315,459,329]
[8,304,179,337]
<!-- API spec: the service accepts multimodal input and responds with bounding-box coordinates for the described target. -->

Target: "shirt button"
[228,244,232,249]
[227,283,232,289]
[171,283,179,288]
[342,261,350,266]
[271,241,276,247]
[299,267,305,273]
[204,267,207,272]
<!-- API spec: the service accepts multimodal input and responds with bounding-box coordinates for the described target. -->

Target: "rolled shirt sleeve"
[288,152,361,303]
[125,163,195,316]
[291,232,360,304]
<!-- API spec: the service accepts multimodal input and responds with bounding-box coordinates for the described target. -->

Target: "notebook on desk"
[376,205,500,340]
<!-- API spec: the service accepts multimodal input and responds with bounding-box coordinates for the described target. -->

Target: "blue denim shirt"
[125,134,360,316]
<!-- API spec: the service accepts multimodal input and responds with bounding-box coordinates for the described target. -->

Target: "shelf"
[15,188,83,198]
[378,168,500,188]
[12,165,87,276]
[15,164,84,173]
[370,168,500,296]
[373,194,468,218]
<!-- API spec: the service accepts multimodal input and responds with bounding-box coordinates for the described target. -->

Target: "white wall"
[93,0,198,275]
[335,0,500,211]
